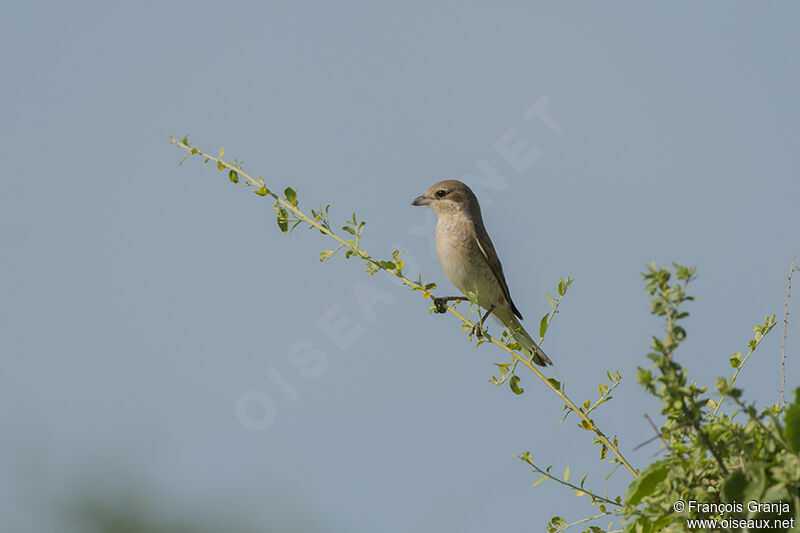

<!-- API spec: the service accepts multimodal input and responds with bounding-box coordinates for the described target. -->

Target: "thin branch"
[169,137,639,478]
[644,415,679,457]
[493,283,570,386]
[557,511,617,532]
[516,454,622,507]
[683,397,728,476]
[633,421,692,451]
[781,258,795,408]
[644,410,722,480]
[712,317,776,418]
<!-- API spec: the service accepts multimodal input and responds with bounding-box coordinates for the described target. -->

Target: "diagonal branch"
[781,258,796,408]
[169,136,638,478]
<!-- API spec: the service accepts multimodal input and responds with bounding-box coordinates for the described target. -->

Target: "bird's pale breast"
[435,214,507,310]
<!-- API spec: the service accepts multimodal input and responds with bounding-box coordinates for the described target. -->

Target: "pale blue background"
[2,2,799,532]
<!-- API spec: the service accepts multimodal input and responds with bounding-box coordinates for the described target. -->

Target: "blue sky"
[2,2,799,532]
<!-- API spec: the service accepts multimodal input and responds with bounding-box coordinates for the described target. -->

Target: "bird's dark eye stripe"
[436,189,447,197]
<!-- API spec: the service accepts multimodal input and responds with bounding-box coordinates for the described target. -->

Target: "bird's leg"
[472,303,496,338]
[433,296,468,314]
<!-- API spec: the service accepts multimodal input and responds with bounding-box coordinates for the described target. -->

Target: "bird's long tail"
[504,314,552,367]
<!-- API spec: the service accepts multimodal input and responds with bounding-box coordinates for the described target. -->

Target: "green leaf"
[341,226,356,235]
[253,185,269,196]
[531,476,547,487]
[721,469,747,502]
[276,208,289,233]
[546,292,554,309]
[228,170,239,183]
[563,465,570,482]
[730,352,741,368]
[558,279,565,296]
[742,463,766,502]
[509,375,524,395]
[284,187,298,206]
[319,250,334,262]
[624,459,670,506]
[539,313,549,339]
[785,387,800,453]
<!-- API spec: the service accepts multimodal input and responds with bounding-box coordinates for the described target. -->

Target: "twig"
[643,415,678,456]
[557,511,616,532]
[685,399,729,476]
[493,284,570,386]
[516,453,621,507]
[633,421,691,451]
[712,316,776,418]
[643,415,702,484]
[781,258,796,408]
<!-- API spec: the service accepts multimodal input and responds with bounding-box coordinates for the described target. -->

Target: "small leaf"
[229,170,239,183]
[341,226,356,235]
[546,292,554,309]
[218,147,225,158]
[254,185,269,196]
[319,250,334,262]
[509,375,524,395]
[558,279,565,296]
[532,476,547,487]
[539,313,549,338]
[563,465,570,482]
[284,187,298,206]
[276,208,289,233]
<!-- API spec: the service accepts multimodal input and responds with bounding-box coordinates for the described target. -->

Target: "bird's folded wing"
[472,224,523,320]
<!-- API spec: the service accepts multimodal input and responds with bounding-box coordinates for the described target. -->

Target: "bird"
[411,179,552,366]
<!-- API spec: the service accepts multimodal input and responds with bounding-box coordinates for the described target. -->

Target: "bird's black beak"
[411,195,430,206]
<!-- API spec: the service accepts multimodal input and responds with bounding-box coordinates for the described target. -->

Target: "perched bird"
[411,180,552,366]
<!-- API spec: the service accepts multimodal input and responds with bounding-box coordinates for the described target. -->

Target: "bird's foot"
[471,303,496,339]
[433,296,468,313]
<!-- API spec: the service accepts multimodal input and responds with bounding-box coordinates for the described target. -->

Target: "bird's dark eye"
[436,189,447,198]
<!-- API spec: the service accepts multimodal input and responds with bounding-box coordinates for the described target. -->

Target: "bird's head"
[411,179,479,217]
